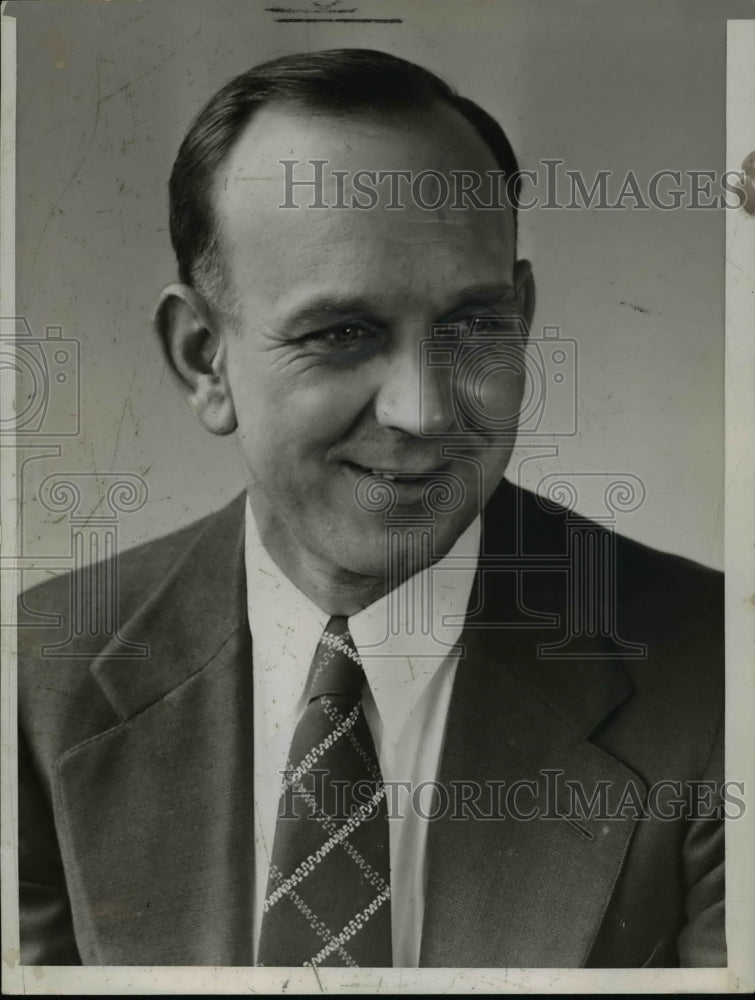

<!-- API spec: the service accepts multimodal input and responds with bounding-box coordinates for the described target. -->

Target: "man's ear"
[514,259,535,334]
[153,283,237,436]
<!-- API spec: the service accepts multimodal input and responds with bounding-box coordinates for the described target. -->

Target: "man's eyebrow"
[280,295,384,329]
[278,282,517,329]
[441,282,518,315]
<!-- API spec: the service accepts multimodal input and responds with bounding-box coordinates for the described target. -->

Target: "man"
[17,49,725,968]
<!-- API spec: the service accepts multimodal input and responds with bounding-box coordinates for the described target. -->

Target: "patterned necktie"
[257,616,392,967]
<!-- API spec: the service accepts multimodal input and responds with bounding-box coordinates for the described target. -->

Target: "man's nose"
[374,336,455,437]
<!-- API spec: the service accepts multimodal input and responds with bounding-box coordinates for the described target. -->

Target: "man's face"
[213,102,529,588]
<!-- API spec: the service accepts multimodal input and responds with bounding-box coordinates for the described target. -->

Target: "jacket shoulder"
[19,506,219,625]
[500,480,723,681]
[508,480,722,599]
[17,498,242,766]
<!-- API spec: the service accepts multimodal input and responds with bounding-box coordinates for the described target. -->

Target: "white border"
[1,7,753,996]
[1,3,21,993]
[722,16,755,994]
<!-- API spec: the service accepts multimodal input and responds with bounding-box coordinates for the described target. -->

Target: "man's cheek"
[455,363,524,430]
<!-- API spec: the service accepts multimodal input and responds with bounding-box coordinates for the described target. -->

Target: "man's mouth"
[342,461,450,483]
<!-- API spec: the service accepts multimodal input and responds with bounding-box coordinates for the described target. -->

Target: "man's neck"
[245,491,397,617]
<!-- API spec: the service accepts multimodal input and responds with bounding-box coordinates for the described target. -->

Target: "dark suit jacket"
[17,480,726,967]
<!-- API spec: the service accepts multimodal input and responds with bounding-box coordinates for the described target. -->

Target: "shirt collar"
[245,499,329,741]
[348,516,480,741]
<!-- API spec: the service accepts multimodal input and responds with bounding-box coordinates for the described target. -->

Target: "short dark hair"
[168,48,521,306]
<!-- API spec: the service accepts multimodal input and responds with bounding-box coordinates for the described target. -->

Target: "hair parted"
[168,48,521,310]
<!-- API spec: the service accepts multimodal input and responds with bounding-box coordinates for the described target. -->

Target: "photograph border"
[1,5,753,994]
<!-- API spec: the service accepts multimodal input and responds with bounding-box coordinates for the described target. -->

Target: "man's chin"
[334,510,474,584]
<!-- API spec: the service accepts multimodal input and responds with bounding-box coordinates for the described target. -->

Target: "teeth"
[354,464,438,481]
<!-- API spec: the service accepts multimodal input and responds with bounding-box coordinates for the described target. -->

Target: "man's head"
[155,49,534,612]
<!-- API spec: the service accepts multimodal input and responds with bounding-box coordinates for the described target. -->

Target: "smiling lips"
[344,460,450,482]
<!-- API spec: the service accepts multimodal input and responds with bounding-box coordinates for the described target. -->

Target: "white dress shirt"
[246,497,480,966]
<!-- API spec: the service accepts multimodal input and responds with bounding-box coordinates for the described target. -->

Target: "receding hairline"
[201,96,515,315]
[168,49,523,314]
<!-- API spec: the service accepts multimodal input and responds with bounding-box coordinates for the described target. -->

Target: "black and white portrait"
[3,0,754,993]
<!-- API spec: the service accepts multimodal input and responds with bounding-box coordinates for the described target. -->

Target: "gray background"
[12,0,751,578]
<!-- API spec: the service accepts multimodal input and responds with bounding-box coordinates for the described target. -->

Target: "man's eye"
[309,324,380,352]
[458,306,521,337]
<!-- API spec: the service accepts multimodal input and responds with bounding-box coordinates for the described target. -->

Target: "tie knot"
[308,615,365,702]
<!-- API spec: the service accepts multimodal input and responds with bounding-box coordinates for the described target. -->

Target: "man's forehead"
[213,100,513,231]
[222,98,500,172]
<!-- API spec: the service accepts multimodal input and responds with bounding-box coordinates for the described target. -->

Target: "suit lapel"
[421,496,645,967]
[52,494,255,965]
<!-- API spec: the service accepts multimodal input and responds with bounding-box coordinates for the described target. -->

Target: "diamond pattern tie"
[256,616,392,967]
